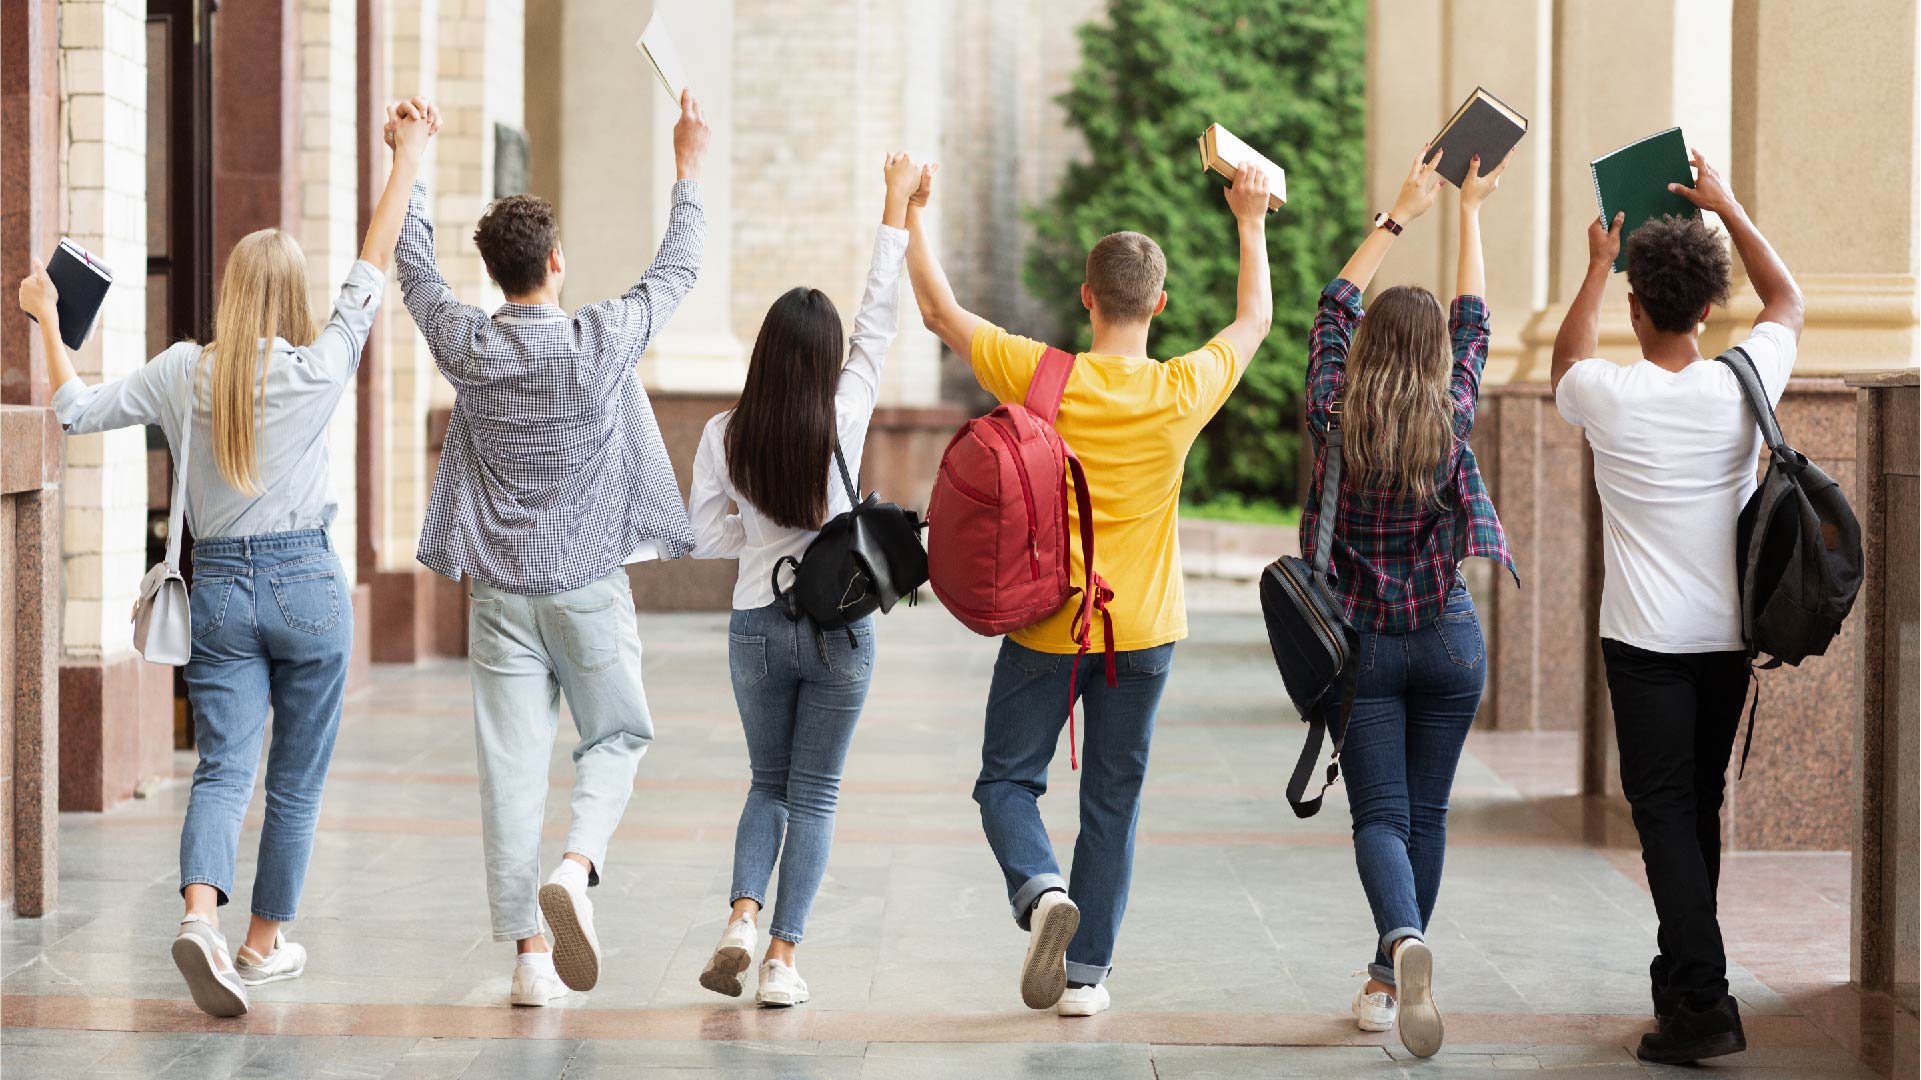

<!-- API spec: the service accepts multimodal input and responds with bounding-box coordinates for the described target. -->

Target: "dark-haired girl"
[688,152,927,1007]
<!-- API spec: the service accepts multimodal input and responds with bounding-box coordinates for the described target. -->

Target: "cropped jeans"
[181,529,352,922]
[726,604,875,944]
[1343,585,1487,985]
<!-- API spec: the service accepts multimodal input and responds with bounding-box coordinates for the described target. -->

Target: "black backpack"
[772,445,929,643]
[1718,348,1864,767]
[1259,413,1361,819]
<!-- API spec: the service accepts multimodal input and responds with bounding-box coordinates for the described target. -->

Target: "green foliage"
[1180,493,1301,527]
[1024,0,1366,504]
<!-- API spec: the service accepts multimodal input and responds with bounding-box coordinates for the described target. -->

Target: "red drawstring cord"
[1064,576,1117,771]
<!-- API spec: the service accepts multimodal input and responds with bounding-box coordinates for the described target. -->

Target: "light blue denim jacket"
[51,259,384,538]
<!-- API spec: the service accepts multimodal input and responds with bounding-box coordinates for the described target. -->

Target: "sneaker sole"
[699,945,753,998]
[1636,1029,1747,1065]
[510,987,567,1007]
[756,989,810,1008]
[1394,940,1443,1058]
[539,883,600,992]
[1355,1016,1394,1033]
[171,935,249,1018]
[1020,900,1081,1010]
[1057,999,1108,1018]
[236,966,305,988]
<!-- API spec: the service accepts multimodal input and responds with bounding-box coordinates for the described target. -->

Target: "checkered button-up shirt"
[397,179,703,595]
[1300,278,1518,634]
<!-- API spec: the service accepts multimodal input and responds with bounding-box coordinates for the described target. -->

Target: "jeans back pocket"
[818,621,874,683]
[270,562,343,636]
[190,577,235,640]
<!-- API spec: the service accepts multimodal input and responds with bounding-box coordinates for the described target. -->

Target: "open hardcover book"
[1196,124,1286,211]
[634,13,689,101]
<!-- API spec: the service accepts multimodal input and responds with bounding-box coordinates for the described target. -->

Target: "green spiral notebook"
[1590,127,1698,273]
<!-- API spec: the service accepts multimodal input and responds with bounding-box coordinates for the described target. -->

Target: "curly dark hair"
[473,194,558,297]
[1625,214,1732,333]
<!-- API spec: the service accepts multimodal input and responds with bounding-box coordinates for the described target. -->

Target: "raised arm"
[1550,212,1623,392]
[1338,146,1444,292]
[1454,149,1510,299]
[360,99,436,271]
[1669,148,1804,337]
[17,261,78,394]
[390,103,488,385]
[837,153,919,421]
[903,164,986,358]
[1210,163,1274,366]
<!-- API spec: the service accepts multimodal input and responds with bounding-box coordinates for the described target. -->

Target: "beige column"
[1363,0,1445,297]
[299,0,360,585]
[547,0,743,393]
[1704,0,1919,371]
[379,0,438,568]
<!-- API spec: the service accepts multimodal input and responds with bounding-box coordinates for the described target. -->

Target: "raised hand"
[16,257,58,322]
[1588,211,1625,268]
[384,98,439,155]
[673,89,710,182]
[1223,162,1274,222]
[910,163,939,209]
[884,152,921,204]
[1394,145,1446,223]
[1459,147,1513,211]
[1668,147,1737,217]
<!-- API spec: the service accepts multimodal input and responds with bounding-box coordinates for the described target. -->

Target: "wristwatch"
[1373,212,1404,236]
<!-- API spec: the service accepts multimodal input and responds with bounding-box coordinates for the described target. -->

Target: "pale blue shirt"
[52,259,384,538]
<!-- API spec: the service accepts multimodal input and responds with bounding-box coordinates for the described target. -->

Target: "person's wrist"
[675,158,702,182]
[1390,202,1421,224]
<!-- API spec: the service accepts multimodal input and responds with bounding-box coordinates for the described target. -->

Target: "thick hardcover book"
[27,238,114,351]
[1590,127,1697,273]
[1423,87,1529,188]
[634,13,689,101]
[1195,123,1286,211]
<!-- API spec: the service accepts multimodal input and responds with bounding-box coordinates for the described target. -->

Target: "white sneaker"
[510,957,569,1007]
[233,929,307,986]
[699,916,758,998]
[1393,938,1444,1057]
[755,957,809,1008]
[1351,981,1397,1032]
[1057,982,1110,1017]
[1020,891,1080,1010]
[538,864,600,992]
[170,915,250,1018]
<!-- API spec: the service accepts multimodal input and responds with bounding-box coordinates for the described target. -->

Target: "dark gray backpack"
[1718,348,1864,768]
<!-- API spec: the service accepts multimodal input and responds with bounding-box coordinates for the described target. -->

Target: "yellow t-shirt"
[969,323,1246,654]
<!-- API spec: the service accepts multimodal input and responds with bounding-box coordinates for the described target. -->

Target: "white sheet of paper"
[635,13,689,101]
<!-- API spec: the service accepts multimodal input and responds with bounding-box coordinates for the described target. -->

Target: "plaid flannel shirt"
[397,179,703,595]
[1300,278,1518,634]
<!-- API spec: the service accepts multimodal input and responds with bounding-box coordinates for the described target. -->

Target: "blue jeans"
[1344,585,1486,985]
[469,570,654,941]
[727,604,875,944]
[181,529,352,922]
[974,638,1174,986]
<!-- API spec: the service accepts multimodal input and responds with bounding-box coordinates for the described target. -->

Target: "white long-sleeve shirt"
[688,224,908,610]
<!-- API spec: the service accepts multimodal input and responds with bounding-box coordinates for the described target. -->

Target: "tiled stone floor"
[3,583,1912,1078]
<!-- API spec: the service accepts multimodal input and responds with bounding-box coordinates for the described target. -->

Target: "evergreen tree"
[1025,0,1366,504]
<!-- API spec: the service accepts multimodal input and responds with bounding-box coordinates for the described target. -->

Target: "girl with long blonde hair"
[1300,144,1518,1058]
[16,99,439,1019]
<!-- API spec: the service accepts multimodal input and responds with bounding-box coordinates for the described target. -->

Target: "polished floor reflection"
[3,584,1910,1078]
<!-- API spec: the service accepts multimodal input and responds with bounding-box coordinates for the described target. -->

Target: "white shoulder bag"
[132,368,195,665]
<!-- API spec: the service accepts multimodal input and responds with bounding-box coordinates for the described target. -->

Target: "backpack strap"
[1286,648,1359,818]
[1310,405,1345,577]
[1716,346,1788,457]
[1024,347,1077,425]
[831,443,860,505]
[1061,446,1115,772]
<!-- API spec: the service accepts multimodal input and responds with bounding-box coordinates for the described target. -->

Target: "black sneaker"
[1636,995,1746,1065]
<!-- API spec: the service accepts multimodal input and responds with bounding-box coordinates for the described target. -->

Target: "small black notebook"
[28,239,114,350]
[1423,87,1529,188]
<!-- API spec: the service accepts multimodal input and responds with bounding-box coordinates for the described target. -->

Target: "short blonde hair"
[1085,231,1166,321]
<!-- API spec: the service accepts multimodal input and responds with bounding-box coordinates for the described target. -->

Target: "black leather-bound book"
[34,238,115,351]
[1423,87,1529,188]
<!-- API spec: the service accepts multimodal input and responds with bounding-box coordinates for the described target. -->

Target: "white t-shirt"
[1555,322,1797,653]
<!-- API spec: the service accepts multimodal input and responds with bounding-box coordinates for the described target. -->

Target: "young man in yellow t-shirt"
[904,162,1276,1017]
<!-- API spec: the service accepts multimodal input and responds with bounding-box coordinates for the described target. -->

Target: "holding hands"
[882,152,923,229]
[383,97,440,158]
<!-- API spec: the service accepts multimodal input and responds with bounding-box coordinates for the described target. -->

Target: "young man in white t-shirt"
[1550,149,1804,1066]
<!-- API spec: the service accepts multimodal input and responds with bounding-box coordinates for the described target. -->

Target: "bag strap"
[1716,346,1788,457]
[1061,448,1116,772]
[831,443,859,506]
[1286,651,1359,817]
[1024,347,1077,425]
[164,357,197,572]
[1310,406,1345,576]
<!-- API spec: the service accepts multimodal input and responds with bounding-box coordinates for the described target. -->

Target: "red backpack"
[927,347,1114,766]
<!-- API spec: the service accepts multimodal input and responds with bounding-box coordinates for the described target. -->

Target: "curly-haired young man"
[1550,149,1804,1065]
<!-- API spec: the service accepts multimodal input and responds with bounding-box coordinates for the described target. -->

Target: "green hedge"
[1024,0,1366,505]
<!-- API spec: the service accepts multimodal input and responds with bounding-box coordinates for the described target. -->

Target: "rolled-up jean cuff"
[251,906,297,923]
[730,890,766,908]
[494,927,540,943]
[1368,960,1395,985]
[1010,873,1067,930]
[1066,960,1111,986]
[179,877,231,906]
[1373,927,1424,984]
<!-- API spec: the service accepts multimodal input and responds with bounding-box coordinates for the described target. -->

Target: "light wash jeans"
[1343,584,1487,985]
[727,604,875,944]
[974,637,1175,987]
[181,529,351,922]
[469,570,654,941]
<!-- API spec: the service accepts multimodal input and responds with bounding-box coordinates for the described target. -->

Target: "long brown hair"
[726,287,845,529]
[201,230,318,493]
[1343,285,1454,506]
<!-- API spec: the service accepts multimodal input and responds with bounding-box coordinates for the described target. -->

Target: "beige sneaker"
[234,929,307,986]
[1019,891,1080,1010]
[510,957,568,1007]
[1057,982,1110,1017]
[755,957,809,1008]
[1393,939,1444,1058]
[170,915,250,1018]
[699,916,758,998]
[538,866,600,992]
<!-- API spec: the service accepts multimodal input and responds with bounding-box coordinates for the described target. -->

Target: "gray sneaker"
[171,915,250,1017]
[234,929,307,986]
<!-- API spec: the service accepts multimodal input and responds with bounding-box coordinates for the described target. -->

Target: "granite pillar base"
[57,651,174,814]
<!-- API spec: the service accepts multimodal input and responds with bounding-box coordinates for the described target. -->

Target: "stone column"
[1,0,62,407]
[1363,0,1445,297]
[56,0,170,812]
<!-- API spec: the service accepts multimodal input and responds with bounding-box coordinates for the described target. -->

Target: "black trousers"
[1601,639,1751,1010]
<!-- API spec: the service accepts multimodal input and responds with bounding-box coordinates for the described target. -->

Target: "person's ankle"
[1365,977,1396,1000]
[516,937,551,956]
